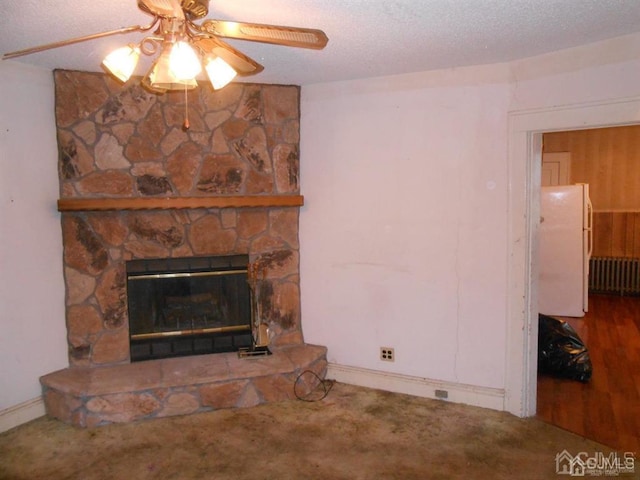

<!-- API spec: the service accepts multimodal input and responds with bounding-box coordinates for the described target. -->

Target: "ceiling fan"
[2,0,329,92]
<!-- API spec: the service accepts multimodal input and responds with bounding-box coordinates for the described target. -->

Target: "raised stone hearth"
[42,344,327,427]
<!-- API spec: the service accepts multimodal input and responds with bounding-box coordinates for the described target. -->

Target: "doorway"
[535,126,640,452]
[505,96,640,422]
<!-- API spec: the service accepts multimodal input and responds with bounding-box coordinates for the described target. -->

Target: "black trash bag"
[538,314,592,382]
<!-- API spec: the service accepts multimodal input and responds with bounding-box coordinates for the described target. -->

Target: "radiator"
[589,257,640,296]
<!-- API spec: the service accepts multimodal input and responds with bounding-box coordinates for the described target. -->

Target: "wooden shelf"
[57,195,304,212]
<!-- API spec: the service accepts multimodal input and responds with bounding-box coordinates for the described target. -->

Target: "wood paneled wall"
[544,126,640,258]
[544,126,640,211]
[593,212,640,258]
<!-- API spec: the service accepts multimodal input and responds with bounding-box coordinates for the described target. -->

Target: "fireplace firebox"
[126,255,253,362]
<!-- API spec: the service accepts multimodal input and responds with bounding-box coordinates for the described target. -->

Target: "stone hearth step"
[41,344,327,428]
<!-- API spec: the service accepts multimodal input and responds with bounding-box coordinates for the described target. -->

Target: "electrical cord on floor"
[293,370,335,402]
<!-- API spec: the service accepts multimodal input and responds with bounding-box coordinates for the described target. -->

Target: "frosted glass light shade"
[204,56,237,90]
[102,44,140,82]
[169,41,202,80]
[148,49,198,91]
[141,72,168,94]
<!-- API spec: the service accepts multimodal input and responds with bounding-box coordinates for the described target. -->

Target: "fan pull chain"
[182,84,190,131]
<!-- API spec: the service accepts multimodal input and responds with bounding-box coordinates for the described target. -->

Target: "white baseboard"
[0,397,45,433]
[327,363,505,411]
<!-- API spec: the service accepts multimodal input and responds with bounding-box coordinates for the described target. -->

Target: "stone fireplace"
[40,70,327,427]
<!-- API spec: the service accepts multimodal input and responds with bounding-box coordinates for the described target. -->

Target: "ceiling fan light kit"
[101,44,142,83]
[2,0,328,94]
[204,55,237,90]
[169,41,202,78]
[145,46,199,91]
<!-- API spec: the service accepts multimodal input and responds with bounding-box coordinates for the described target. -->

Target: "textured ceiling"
[2,0,640,86]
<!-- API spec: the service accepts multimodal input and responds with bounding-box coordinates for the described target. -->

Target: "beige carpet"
[0,382,616,480]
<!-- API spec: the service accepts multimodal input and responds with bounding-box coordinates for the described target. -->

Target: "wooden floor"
[537,294,640,452]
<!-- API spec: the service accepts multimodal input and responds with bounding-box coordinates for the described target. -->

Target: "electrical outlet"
[380,347,395,362]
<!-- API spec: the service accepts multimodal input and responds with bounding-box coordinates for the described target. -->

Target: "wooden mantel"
[57,195,304,212]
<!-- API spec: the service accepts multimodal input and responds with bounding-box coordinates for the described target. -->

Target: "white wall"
[300,65,512,391]
[509,31,640,111]
[0,62,67,416]
[300,32,640,412]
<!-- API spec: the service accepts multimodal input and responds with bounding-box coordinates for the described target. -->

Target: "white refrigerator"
[538,184,593,317]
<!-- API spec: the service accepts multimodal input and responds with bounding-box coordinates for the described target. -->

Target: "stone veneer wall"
[55,70,304,368]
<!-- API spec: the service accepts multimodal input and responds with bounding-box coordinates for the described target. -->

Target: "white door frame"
[505,96,640,417]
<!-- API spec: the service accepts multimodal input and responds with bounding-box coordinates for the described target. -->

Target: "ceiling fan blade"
[2,24,152,60]
[201,20,328,50]
[192,37,264,76]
